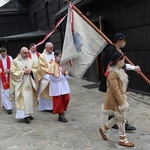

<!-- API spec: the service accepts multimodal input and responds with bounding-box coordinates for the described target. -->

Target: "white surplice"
[29,50,39,66]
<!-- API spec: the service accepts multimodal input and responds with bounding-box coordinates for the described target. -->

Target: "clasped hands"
[24,67,31,75]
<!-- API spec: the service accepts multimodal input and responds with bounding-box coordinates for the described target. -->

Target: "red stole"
[28,52,40,58]
[0,56,10,89]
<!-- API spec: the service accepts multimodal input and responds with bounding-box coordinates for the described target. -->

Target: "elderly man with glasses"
[37,42,55,113]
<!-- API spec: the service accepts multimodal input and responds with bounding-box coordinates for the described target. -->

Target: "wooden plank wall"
[100,0,150,94]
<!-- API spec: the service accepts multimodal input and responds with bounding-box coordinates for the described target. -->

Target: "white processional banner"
[61,6,108,79]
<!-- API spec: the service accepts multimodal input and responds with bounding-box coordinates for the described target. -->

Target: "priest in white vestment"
[10,47,38,123]
[0,47,13,114]
[37,42,55,112]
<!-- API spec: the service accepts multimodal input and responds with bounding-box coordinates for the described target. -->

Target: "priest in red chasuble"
[0,47,13,114]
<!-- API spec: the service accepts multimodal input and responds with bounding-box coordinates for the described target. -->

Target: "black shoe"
[7,109,12,114]
[49,110,53,113]
[112,123,136,131]
[125,123,136,131]
[24,116,31,124]
[112,124,118,129]
[45,110,53,113]
[30,115,34,120]
[108,115,114,120]
[58,114,68,123]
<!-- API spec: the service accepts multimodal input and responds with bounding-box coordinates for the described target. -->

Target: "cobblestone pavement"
[0,77,150,150]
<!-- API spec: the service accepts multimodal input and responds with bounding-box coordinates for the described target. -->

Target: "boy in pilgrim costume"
[99,33,140,131]
[47,50,71,122]
[99,52,134,147]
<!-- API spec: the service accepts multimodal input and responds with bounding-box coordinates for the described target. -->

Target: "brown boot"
[119,135,134,147]
[99,125,109,140]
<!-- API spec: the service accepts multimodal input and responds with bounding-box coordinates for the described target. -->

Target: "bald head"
[20,47,29,59]
[20,47,28,53]
[45,42,53,47]
[45,42,54,54]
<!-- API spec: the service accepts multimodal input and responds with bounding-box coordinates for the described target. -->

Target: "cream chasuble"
[10,54,38,118]
[37,50,54,99]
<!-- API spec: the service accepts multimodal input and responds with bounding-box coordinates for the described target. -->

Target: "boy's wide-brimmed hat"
[114,33,127,41]
[104,52,124,77]
[110,52,124,65]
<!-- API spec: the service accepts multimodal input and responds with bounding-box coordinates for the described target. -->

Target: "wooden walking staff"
[70,3,150,85]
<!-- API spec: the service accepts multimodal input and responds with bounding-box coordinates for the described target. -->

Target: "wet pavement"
[0,77,150,150]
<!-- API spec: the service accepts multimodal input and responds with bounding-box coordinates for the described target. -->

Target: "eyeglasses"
[46,47,53,49]
[23,52,29,54]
